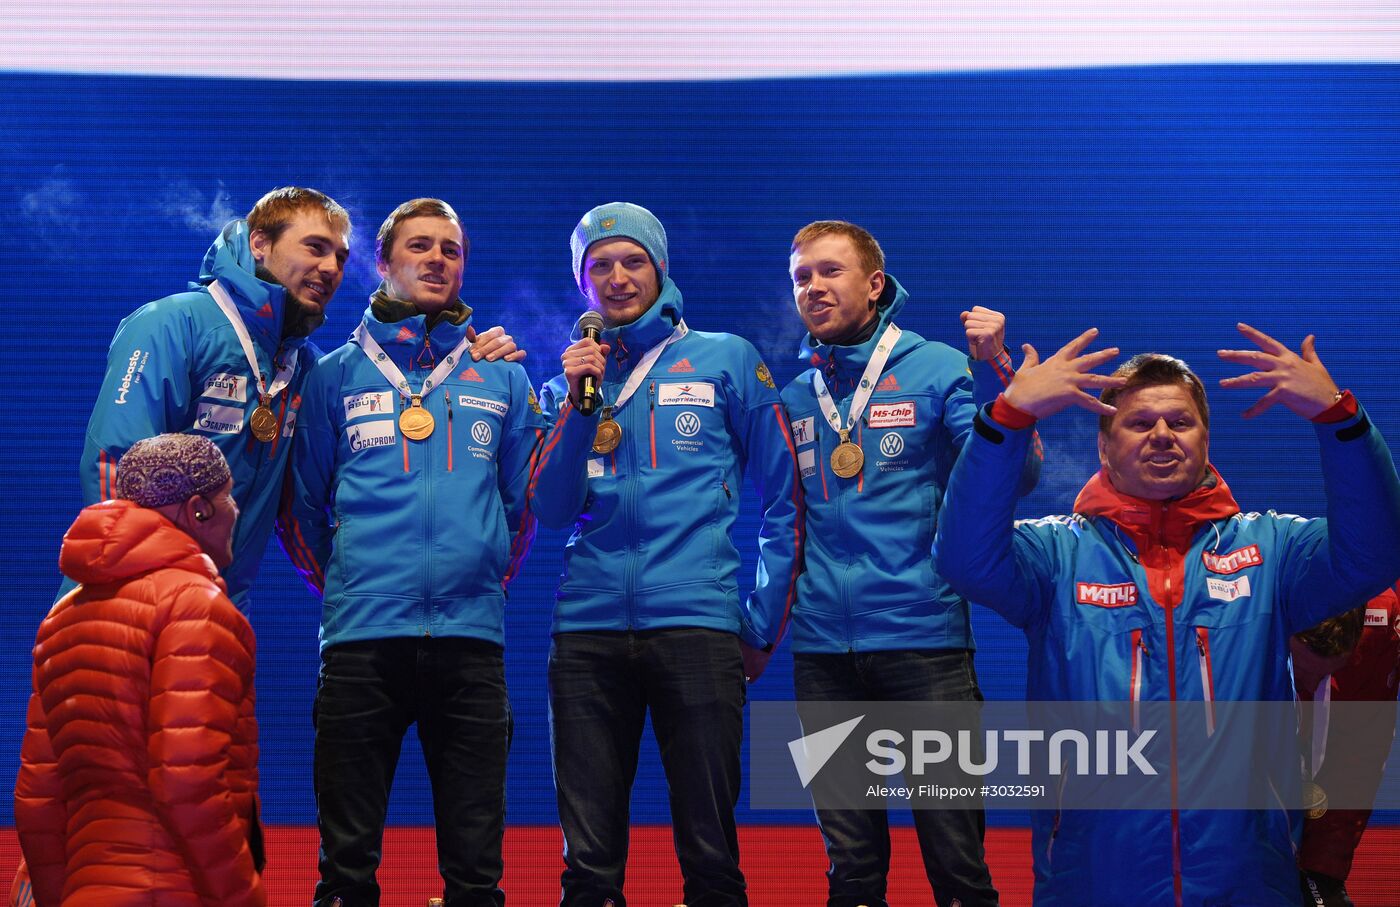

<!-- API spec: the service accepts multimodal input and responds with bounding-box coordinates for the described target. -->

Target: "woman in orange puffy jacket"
[13,434,263,907]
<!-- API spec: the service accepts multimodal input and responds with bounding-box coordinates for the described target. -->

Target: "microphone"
[576,311,605,416]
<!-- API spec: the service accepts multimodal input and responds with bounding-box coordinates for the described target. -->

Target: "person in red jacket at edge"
[1291,581,1400,907]
[13,433,263,907]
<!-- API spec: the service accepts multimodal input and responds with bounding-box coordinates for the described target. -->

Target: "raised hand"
[1217,323,1340,419]
[562,336,610,409]
[1000,328,1126,420]
[960,306,1006,362]
[467,325,527,362]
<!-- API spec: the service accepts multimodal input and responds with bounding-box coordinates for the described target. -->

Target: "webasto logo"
[114,350,144,404]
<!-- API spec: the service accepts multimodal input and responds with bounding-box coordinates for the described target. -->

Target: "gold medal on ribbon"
[399,394,436,440]
[1302,781,1328,819]
[831,431,864,479]
[593,407,622,455]
[249,396,279,442]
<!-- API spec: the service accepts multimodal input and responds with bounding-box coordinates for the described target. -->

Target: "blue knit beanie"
[570,202,668,292]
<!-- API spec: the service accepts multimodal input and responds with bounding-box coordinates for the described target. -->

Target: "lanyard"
[606,320,688,413]
[353,322,474,402]
[810,322,901,441]
[208,280,294,402]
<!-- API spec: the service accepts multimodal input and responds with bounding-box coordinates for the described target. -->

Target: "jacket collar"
[597,278,685,373]
[1074,464,1240,549]
[195,219,303,356]
[356,293,475,374]
[798,275,912,385]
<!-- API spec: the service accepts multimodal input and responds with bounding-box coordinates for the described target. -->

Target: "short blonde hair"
[791,220,885,273]
[247,187,349,243]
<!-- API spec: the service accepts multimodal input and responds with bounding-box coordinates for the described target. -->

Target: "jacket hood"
[193,219,291,353]
[60,499,222,587]
[588,278,685,370]
[1074,464,1240,545]
[797,275,915,380]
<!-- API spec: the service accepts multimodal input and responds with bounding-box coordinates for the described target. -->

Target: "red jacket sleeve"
[146,582,265,907]
[14,683,66,907]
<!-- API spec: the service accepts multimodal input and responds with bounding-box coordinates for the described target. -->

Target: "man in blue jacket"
[781,220,1039,907]
[935,325,1400,906]
[530,202,804,907]
[72,187,519,612]
[283,198,544,907]
[72,186,350,610]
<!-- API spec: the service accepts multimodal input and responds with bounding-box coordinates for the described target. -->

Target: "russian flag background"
[2,2,1399,903]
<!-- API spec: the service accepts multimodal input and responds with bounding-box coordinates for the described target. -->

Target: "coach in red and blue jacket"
[935,326,1400,907]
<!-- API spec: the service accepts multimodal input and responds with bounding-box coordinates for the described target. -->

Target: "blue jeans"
[548,629,748,907]
[313,637,512,907]
[793,649,998,907]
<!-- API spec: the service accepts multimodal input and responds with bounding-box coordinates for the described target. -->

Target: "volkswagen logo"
[471,420,493,445]
[675,412,702,437]
[879,432,904,458]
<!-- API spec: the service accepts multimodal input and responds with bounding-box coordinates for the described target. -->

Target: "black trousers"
[313,637,512,907]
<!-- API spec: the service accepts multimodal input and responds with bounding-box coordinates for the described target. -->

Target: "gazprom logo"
[348,419,396,452]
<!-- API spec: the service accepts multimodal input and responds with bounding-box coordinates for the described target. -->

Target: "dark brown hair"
[376,198,464,264]
[1296,607,1366,658]
[1099,353,1210,433]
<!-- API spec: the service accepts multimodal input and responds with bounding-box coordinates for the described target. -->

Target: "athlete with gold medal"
[283,198,542,907]
[532,202,803,907]
[779,220,1041,907]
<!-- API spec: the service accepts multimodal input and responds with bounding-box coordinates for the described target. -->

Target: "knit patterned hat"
[570,202,668,292]
[115,434,232,507]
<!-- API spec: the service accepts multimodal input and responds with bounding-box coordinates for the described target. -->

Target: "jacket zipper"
[421,377,433,636]
[1157,507,1183,907]
[444,390,454,472]
[834,441,854,650]
[619,363,638,628]
[1047,771,1070,867]
[1130,628,1147,733]
[1196,627,1215,737]
[649,380,657,469]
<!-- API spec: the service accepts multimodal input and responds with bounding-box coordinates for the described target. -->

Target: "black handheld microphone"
[576,311,605,416]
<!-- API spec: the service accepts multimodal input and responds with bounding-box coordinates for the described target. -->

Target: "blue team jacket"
[780,276,1038,653]
[935,401,1400,906]
[73,220,318,609]
[282,305,546,652]
[529,280,804,648]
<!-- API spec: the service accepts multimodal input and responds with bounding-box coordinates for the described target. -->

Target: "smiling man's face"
[250,209,349,318]
[582,237,660,327]
[1099,382,1210,500]
[789,232,884,345]
[377,215,466,315]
